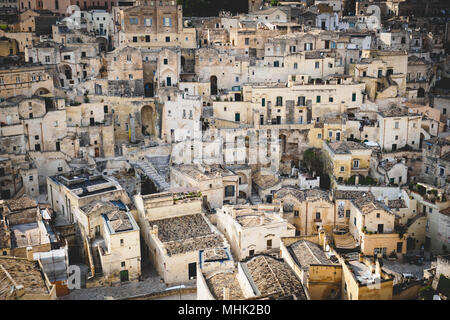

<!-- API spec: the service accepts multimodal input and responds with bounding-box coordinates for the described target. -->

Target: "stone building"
[274,187,335,236]
[47,169,131,224]
[323,140,372,183]
[115,1,196,50]
[376,106,421,152]
[170,164,240,209]
[421,137,450,189]
[76,200,141,283]
[0,62,56,99]
[0,36,19,56]
[280,237,342,300]
[348,192,407,257]
[215,204,296,260]
[134,191,229,285]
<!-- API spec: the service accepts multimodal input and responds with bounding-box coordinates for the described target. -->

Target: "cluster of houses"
[0,0,449,300]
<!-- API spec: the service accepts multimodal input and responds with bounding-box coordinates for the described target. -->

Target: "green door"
[120,270,129,282]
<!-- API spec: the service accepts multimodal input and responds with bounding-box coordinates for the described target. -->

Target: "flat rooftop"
[327,141,369,154]
[10,222,50,248]
[173,164,235,181]
[51,173,118,197]
[149,214,225,256]
[231,206,283,228]
[243,255,307,300]
[348,260,381,285]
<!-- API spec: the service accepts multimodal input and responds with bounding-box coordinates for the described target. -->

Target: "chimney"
[375,259,382,276]
[152,225,158,238]
[26,246,34,261]
[384,197,389,206]
[223,287,230,300]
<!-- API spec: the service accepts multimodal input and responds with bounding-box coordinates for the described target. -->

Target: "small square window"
[121,261,125,267]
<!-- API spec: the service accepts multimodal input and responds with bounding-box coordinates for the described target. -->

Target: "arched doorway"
[141,105,155,136]
[419,132,424,149]
[34,87,50,96]
[61,65,72,80]
[96,37,107,52]
[210,75,217,95]
[238,191,247,199]
[144,83,154,97]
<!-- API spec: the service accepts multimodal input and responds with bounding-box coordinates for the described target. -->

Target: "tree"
[419,285,434,300]
[302,148,330,189]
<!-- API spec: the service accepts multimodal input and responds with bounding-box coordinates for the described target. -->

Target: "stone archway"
[61,64,72,80]
[34,87,50,96]
[96,37,108,52]
[141,105,155,136]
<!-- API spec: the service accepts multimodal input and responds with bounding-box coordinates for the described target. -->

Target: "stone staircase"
[249,191,262,205]
[146,155,170,181]
[132,159,170,191]
[91,242,103,277]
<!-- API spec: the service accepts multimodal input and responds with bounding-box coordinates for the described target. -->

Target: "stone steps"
[249,193,262,205]
[133,160,170,191]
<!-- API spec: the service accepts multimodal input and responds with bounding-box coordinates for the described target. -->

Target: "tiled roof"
[105,210,133,233]
[275,187,330,202]
[352,197,388,215]
[4,195,37,212]
[81,200,117,216]
[0,257,50,298]
[252,172,280,189]
[245,255,307,300]
[150,214,225,256]
[206,272,245,300]
[289,240,333,269]
[333,190,375,200]
[388,199,407,209]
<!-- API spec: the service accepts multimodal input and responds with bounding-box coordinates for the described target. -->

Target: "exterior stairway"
[146,155,171,181]
[249,191,262,205]
[91,244,103,277]
[132,159,170,191]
